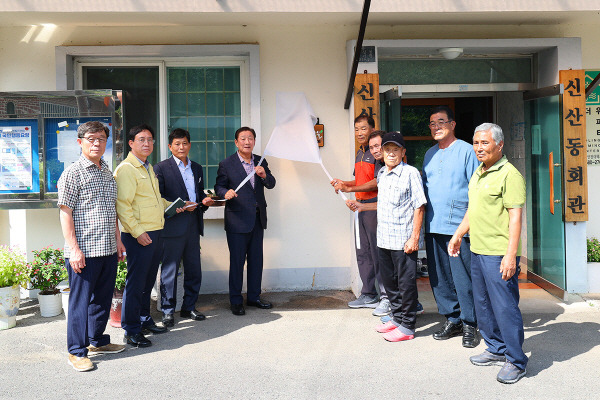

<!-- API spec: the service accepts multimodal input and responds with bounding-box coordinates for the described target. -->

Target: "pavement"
[1,286,600,400]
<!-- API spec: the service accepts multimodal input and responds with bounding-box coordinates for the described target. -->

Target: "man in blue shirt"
[422,106,481,348]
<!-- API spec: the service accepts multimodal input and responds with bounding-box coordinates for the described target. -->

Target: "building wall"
[0,211,9,246]
[1,19,599,291]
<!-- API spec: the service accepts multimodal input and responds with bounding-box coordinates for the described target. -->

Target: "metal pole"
[343,0,371,110]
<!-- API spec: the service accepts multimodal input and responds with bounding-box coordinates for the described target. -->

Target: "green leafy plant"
[588,237,600,263]
[0,245,30,288]
[115,260,128,291]
[29,247,67,295]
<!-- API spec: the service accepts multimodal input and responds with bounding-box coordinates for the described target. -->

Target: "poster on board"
[0,126,33,191]
[44,117,113,192]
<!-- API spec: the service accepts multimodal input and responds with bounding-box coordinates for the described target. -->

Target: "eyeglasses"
[429,120,453,129]
[135,138,155,144]
[82,137,107,144]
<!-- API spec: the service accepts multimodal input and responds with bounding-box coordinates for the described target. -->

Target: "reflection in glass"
[167,66,241,190]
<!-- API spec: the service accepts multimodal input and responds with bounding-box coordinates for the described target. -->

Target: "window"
[167,66,241,188]
[379,57,533,85]
[67,46,257,191]
[83,66,160,164]
[80,61,244,188]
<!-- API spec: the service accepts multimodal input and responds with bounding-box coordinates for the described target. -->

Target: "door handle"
[549,152,554,214]
[548,152,561,214]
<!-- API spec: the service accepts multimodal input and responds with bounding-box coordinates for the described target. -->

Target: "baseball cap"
[381,131,405,148]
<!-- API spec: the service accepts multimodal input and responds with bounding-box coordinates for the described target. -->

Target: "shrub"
[29,247,67,295]
[0,245,30,288]
[115,260,127,291]
[588,237,600,263]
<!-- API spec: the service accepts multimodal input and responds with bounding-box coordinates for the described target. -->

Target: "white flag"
[263,92,321,163]
[262,92,359,248]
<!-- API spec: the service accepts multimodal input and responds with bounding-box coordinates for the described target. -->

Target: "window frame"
[56,44,261,161]
[74,57,250,162]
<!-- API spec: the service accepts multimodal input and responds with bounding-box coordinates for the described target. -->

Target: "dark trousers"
[471,253,528,370]
[426,233,476,326]
[158,220,202,314]
[226,213,264,305]
[378,247,418,331]
[66,253,118,357]
[121,230,161,335]
[356,209,380,297]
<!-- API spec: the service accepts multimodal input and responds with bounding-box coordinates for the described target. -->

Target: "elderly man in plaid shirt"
[373,131,427,342]
[58,121,126,372]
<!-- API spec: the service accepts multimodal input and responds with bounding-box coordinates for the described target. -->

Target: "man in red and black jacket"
[331,116,381,310]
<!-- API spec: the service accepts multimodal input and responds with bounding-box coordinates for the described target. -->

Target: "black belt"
[357,198,377,204]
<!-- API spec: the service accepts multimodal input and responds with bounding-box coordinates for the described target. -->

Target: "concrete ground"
[1,287,599,400]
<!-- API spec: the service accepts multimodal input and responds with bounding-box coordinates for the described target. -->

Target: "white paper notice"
[57,130,81,164]
[0,126,33,191]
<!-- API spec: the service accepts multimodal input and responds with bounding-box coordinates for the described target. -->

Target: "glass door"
[524,87,566,289]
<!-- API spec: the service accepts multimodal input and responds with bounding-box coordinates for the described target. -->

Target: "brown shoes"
[87,343,126,355]
[69,343,126,371]
[68,354,94,372]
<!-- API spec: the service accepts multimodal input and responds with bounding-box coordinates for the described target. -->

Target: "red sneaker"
[375,321,397,333]
[382,328,414,342]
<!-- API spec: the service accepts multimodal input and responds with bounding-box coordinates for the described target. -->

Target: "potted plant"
[29,247,68,317]
[0,245,30,330]
[588,237,600,292]
[109,260,127,328]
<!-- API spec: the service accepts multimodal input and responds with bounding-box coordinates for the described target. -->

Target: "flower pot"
[0,285,20,330]
[61,288,70,320]
[109,289,123,328]
[38,292,63,317]
[588,262,600,292]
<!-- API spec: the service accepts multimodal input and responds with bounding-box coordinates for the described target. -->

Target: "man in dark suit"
[215,126,276,316]
[153,128,214,327]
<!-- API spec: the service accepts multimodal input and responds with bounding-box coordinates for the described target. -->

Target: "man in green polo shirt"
[448,122,527,384]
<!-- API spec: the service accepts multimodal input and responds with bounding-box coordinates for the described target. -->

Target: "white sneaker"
[372,298,391,316]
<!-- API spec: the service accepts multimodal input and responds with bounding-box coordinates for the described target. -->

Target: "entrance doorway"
[380,90,564,293]
[381,95,494,170]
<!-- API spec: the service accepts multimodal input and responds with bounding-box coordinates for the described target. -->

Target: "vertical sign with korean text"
[353,73,380,151]
[560,70,588,221]
[585,70,600,165]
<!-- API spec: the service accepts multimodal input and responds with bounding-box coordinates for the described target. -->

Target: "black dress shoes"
[162,313,175,327]
[433,320,463,340]
[180,309,206,321]
[141,323,168,335]
[246,298,273,309]
[231,303,246,316]
[124,333,152,347]
[462,324,481,348]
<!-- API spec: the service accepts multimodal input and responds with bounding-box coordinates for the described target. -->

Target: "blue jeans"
[471,252,528,370]
[426,233,476,326]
